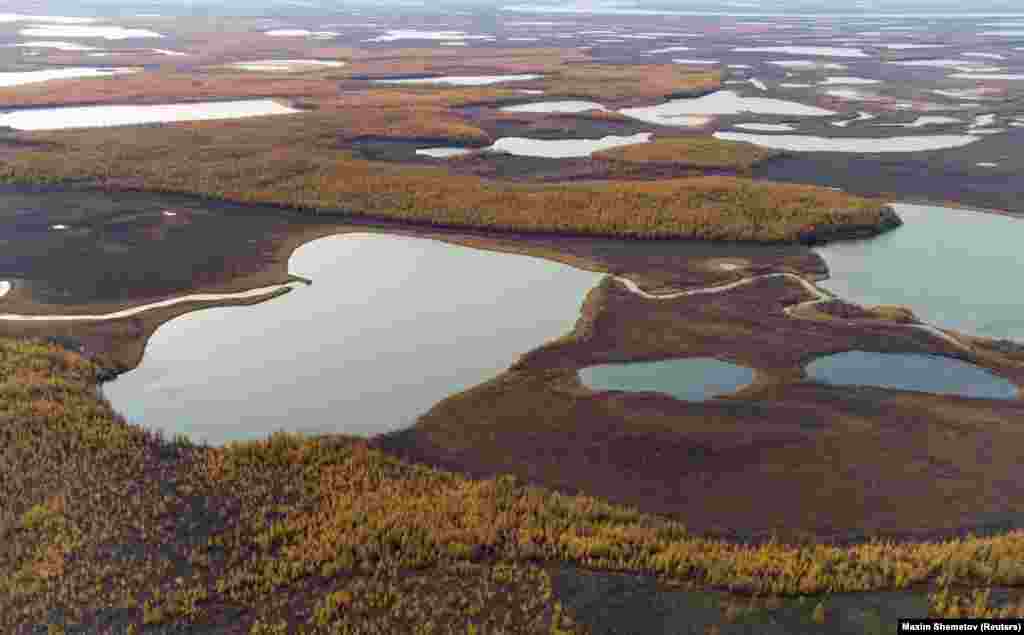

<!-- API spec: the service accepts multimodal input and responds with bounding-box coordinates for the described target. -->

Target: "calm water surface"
[714,132,979,152]
[620,90,835,128]
[0,99,298,130]
[104,233,601,444]
[807,352,1019,399]
[816,203,1024,341]
[580,358,754,401]
[0,67,137,87]
[488,133,651,158]
[415,147,475,158]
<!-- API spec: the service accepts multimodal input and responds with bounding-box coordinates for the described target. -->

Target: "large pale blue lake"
[103,233,601,444]
[816,203,1024,341]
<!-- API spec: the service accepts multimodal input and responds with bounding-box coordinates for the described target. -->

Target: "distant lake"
[419,133,654,158]
[816,203,1024,341]
[714,132,979,152]
[416,147,475,158]
[620,90,834,128]
[228,59,346,72]
[0,67,138,87]
[580,358,754,401]
[103,233,601,444]
[488,133,652,158]
[807,352,1019,399]
[0,99,298,130]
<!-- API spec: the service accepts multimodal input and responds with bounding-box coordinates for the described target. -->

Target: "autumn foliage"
[1,113,890,243]
[594,137,781,170]
[536,65,719,103]
[0,71,346,107]
[4,338,1024,631]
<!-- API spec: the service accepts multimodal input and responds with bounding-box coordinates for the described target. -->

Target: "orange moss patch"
[594,137,779,169]
[0,71,345,107]
[3,337,1024,630]
[323,86,523,109]
[569,109,633,123]
[208,431,1024,598]
[343,47,590,76]
[538,65,719,103]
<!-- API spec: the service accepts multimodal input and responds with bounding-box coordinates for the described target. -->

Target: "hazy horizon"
[14,0,1024,18]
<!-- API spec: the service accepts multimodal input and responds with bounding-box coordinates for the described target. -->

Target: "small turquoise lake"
[580,358,755,401]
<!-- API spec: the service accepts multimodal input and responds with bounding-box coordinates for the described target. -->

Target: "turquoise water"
[807,352,1019,399]
[580,358,754,401]
[815,203,1024,341]
[103,233,601,444]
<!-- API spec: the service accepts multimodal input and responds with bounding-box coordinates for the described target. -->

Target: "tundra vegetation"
[527,65,720,102]
[0,56,711,108]
[0,115,890,242]
[0,52,897,243]
[0,44,987,633]
[2,338,1024,632]
[593,137,781,170]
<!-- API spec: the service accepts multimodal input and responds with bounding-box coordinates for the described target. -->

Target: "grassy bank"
[0,71,347,108]
[2,338,1023,631]
[593,137,781,170]
[533,65,719,102]
[0,58,893,244]
[1,113,892,243]
[0,58,715,110]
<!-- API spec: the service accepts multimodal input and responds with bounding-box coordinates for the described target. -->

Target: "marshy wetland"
[4,3,1024,633]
